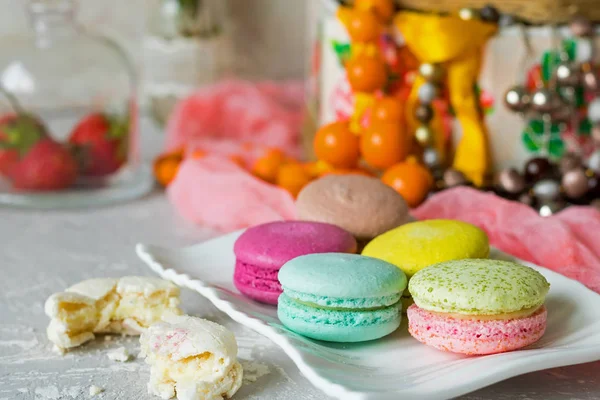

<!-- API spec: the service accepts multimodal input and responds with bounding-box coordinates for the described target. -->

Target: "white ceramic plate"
[137,231,600,400]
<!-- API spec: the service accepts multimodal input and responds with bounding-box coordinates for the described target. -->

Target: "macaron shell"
[296,175,410,240]
[234,221,357,270]
[278,253,407,303]
[233,262,281,304]
[278,293,401,342]
[362,219,489,277]
[409,259,550,315]
[407,304,547,355]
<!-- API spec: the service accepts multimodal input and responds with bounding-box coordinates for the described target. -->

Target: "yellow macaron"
[362,219,490,278]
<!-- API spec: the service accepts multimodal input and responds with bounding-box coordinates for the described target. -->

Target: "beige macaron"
[296,174,410,241]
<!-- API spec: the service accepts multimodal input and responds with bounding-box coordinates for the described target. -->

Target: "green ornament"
[331,40,351,66]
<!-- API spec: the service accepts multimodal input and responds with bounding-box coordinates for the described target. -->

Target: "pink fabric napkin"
[168,156,297,232]
[413,187,600,293]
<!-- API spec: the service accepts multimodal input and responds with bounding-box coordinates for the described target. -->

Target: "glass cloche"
[0,0,152,208]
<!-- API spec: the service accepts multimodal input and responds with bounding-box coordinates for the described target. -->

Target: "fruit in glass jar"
[370,96,403,123]
[354,0,395,23]
[252,148,286,183]
[337,8,382,42]
[68,113,128,177]
[154,151,183,187]
[360,122,407,170]
[276,162,312,198]
[8,138,77,191]
[314,121,360,169]
[0,113,48,176]
[346,56,387,93]
[381,161,433,207]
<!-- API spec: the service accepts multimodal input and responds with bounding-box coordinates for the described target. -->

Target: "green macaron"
[409,259,550,315]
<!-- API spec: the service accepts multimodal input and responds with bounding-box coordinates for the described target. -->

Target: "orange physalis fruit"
[381,161,433,208]
[371,96,403,123]
[252,148,286,183]
[276,163,313,198]
[337,8,382,43]
[190,149,207,159]
[322,168,374,177]
[313,121,360,169]
[360,122,407,170]
[354,0,395,23]
[154,152,183,187]
[346,55,387,93]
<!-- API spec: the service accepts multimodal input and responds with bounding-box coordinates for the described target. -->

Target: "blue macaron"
[277,253,407,342]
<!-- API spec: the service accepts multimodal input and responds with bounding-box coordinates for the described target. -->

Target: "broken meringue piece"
[140,314,243,400]
[45,276,181,350]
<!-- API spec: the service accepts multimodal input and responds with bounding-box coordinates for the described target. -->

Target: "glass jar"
[0,0,152,208]
[143,0,228,125]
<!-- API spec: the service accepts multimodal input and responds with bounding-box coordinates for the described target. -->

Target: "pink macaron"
[233,221,357,304]
[407,304,547,355]
[407,259,550,355]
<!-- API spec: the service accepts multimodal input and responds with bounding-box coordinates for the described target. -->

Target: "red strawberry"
[9,139,78,191]
[0,113,47,176]
[68,113,129,177]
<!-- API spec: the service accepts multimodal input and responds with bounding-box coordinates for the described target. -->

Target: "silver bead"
[415,125,434,146]
[530,88,562,115]
[555,62,580,87]
[458,8,477,21]
[588,150,600,173]
[504,86,530,113]
[538,200,565,217]
[419,63,444,84]
[588,98,600,123]
[418,82,438,104]
[532,179,561,201]
[423,148,441,169]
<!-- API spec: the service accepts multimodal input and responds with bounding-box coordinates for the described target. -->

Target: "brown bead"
[524,157,553,182]
[415,104,434,124]
[497,168,526,194]
[570,16,594,37]
[592,124,600,146]
[562,168,589,199]
[559,153,582,175]
[443,168,468,187]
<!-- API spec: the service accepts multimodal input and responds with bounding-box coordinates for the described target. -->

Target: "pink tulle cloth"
[165,80,304,160]
[168,156,296,231]
[413,187,600,293]
[165,80,302,231]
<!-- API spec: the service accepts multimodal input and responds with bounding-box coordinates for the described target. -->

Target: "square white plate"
[137,230,600,400]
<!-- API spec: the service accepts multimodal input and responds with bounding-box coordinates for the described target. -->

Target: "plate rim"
[136,231,600,400]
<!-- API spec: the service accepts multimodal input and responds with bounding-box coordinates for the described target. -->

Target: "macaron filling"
[281,287,401,310]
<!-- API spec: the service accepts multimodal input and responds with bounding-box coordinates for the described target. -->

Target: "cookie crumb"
[89,385,104,396]
[106,347,131,362]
